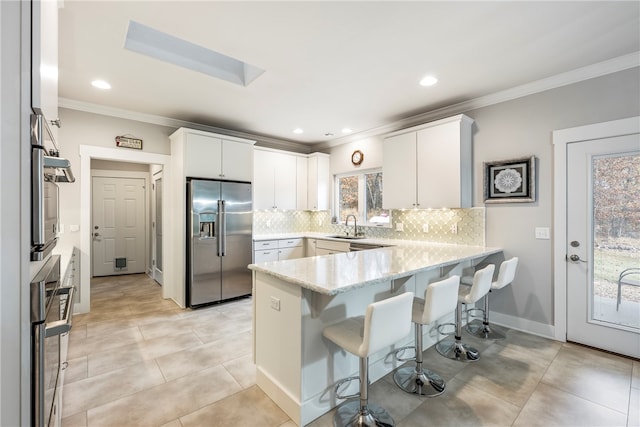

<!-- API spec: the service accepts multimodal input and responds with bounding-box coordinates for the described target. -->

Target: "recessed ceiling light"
[293,128,304,134]
[419,75,438,87]
[342,128,353,134]
[91,80,111,90]
[324,132,334,137]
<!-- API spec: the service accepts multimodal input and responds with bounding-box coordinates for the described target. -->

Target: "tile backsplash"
[254,208,485,246]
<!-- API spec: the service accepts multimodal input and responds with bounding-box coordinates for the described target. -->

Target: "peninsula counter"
[249,242,502,426]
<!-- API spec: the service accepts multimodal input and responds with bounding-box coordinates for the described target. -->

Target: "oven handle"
[45,286,76,337]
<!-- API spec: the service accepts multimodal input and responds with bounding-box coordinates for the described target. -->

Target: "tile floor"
[62,274,639,427]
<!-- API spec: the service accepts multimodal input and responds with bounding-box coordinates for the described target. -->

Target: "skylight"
[124,20,265,87]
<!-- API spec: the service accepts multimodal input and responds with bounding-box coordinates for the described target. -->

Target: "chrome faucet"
[345,214,359,237]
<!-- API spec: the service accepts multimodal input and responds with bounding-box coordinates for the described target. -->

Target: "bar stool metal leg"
[435,301,480,362]
[393,324,445,396]
[466,290,506,340]
[334,357,395,427]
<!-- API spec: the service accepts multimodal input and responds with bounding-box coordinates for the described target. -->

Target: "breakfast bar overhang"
[249,242,503,426]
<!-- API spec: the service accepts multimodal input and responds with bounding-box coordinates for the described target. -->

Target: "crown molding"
[60,52,639,153]
[58,98,311,154]
[312,52,640,150]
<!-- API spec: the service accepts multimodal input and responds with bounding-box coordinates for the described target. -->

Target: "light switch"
[535,227,550,240]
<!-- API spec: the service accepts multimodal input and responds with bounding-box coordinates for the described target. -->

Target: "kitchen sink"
[327,235,365,240]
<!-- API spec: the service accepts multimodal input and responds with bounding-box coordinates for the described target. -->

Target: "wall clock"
[351,150,364,166]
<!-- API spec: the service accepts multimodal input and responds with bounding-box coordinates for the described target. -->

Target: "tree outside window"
[336,169,390,226]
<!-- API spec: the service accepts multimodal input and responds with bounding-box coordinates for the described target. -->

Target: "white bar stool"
[435,265,494,362]
[323,292,414,427]
[463,257,518,340]
[393,275,460,396]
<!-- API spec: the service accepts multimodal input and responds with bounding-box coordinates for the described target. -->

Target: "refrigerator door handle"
[218,200,226,256]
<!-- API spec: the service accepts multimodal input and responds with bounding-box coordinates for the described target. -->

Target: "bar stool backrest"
[422,276,460,324]
[493,257,519,290]
[467,264,495,304]
[361,292,414,357]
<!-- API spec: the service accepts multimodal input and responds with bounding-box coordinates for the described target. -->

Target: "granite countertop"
[249,237,501,295]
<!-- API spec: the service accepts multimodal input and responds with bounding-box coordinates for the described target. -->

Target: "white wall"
[1,1,31,424]
[328,67,640,335]
[57,108,174,252]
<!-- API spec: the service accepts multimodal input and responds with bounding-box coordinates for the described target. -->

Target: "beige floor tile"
[451,341,548,407]
[156,331,252,381]
[67,326,144,360]
[137,310,228,341]
[496,328,563,362]
[514,382,627,426]
[63,355,88,385]
[87,331,202,377]
[62,359,165,417]
[541,343,633,413]
[179,385,289,427]
[159,420,183,427]
[86,365,241,427]
[278,421,298,427]
[83,317,139,339]
[223,354,257,389]
[61,410,87,427]
[366,373,425,423]
[193,315,252,343]
[399,376,521,426]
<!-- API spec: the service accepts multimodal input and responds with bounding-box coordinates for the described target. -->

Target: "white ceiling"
[58,1,640,146]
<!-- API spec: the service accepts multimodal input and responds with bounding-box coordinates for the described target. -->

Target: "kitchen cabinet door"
[279,246,304,260]
[417,119,472,208]
[307,153,330,210]
[383,132,417,209]
[184,133,223,178]
[296,156,308,210]
[273,152,297,210]
[222,139,253,181]
[253,149,297,210]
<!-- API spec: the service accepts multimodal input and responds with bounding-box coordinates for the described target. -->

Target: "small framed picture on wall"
[483,156,536,203]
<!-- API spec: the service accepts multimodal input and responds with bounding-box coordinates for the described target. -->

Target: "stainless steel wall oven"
[30,114,74,261]
[30,255,76,427]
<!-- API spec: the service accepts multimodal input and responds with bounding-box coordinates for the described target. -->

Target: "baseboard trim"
[489,311,557,341]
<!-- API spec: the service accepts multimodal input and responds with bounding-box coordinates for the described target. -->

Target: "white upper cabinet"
[254,148,298,210]
[383,114,474,209]
[307,153,331,210]
[31,0,60,139]
[170,128,254,181]
[296,156,308,210]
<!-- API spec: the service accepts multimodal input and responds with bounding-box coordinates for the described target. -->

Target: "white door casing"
[566,134,639,358]
[152,171,164,285]
[553,116,640,356]
[92,176,146,276]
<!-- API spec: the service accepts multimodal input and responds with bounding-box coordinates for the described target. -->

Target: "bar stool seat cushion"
[458,265,494,305]
[323,292,414,358]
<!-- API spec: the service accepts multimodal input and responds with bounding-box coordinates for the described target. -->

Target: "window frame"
[333,168,391,228]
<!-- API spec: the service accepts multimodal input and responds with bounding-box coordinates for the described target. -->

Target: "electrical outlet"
[422,223,429,233]
[396,222,404,232]
[450,223,458,234]
[270,296,280,311]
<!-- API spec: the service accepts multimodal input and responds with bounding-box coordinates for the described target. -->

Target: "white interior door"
[152,173,163,285]
[92,176,146,276]
[566,133,640,358]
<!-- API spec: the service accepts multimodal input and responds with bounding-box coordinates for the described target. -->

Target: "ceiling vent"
[124,20,265,87]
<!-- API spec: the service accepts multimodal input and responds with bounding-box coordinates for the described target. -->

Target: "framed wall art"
[484,156,536,203]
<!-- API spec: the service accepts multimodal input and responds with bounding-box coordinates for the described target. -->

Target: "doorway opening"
[78,145,171,314]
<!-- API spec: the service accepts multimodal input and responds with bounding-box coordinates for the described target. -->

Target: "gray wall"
[465,67,640,327]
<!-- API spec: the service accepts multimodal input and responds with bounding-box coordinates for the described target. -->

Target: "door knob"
[94,232,100,237]
[568,254,587,263]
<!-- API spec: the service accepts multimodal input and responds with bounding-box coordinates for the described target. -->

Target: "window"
[335,169,390,226]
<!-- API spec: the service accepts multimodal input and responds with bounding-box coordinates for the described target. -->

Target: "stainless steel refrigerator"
[187,178,253,307]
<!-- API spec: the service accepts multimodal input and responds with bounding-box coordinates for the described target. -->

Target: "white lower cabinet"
[254,238,304,262]
[315,239,350,255]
